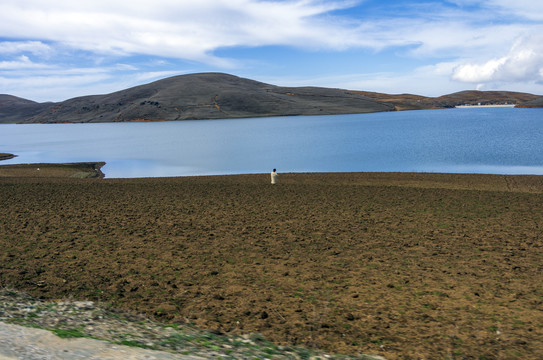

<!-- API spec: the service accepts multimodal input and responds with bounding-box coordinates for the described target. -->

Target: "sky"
[1,0,542,102]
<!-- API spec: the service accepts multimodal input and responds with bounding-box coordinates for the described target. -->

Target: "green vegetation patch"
[51,328,87,339]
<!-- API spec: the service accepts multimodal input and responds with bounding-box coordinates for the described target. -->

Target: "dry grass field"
[1,168,542,359]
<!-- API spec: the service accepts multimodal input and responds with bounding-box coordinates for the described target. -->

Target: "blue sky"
[1,0,542,102]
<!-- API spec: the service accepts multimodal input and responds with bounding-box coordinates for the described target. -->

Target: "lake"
[1,107,542,178]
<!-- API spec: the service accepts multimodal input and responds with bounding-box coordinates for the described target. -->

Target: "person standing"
[271,169,278,184]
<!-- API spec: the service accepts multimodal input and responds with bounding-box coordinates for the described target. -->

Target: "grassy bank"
[0,162,105,178]
[0,153,16,161]
[1,172,542,359]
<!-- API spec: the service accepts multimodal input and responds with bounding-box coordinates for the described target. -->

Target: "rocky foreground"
[0,288,382,360]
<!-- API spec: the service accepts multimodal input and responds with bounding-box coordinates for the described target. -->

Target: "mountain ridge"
[1,73,541,124]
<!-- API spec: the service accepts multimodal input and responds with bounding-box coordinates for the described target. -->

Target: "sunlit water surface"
[1,108,542,178]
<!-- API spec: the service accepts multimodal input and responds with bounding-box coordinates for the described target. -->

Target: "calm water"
[1,107,542,178]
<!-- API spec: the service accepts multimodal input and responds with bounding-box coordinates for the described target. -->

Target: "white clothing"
[271,171,278,184]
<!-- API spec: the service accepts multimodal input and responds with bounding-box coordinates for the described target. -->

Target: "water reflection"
[1,108,542,178]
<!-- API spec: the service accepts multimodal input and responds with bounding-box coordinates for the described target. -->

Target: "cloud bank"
[0,0,361,65]
[452,34,543,84]
[1,0,542,101]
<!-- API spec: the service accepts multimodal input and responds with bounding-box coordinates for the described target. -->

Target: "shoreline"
[455,104,516,108]
[1,164,543,193]
[0,161,105,179]
[0,153,16,161]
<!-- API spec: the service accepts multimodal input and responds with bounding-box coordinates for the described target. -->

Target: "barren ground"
[1,169,542,359]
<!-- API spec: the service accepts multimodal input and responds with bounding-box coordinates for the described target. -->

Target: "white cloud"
[261,61,466,97]
[404,23,530,59]
[452,34,543,84]
[265,55,543,98]
[116,64,139,71]
[0,55,54,70]
[445,0,543,20]
[480,0,543,21]
[0,41,53,56]
[345,63,467,96]
[0,1,538,64]
[0,0,360,65]
[4,0,522,63]
[0,57,186,101]
[2,0,543,99]
[0,72,110,101]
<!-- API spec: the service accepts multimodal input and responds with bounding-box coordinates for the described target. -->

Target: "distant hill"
[1,73,394,124]
[435,90,539,107]
[517,96,543,108]
[0,95,52,123]
[352,90,541,111]
[0,73,541,124]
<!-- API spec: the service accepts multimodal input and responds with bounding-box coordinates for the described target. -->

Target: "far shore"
[455,104,516,108]
[0,161,105,179]
[0,153,16,161]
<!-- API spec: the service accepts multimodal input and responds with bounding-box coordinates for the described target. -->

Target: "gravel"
[0,288,385,360]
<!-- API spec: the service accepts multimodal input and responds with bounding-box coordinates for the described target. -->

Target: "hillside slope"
[0,95,53,123]
[517,96,543,108]
[17,73,394,123]
[352,90,540,110]
[1,73,541,124]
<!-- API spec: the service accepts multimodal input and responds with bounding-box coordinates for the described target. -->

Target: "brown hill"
[352,90,541,110]
[0,95,52,123]
[13,73,394,124]
[350,91,435,110]
[435,90,539,106]
[517,96,543,108]
[1,73,541,124]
